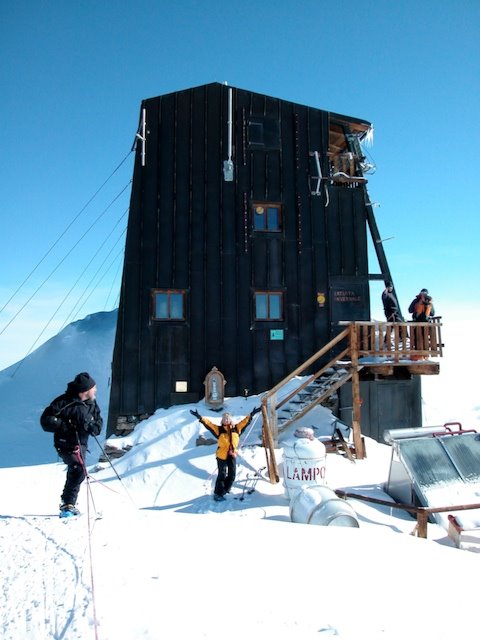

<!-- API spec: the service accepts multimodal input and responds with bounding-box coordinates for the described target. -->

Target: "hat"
[420,288,429,294]
[71,372,96,394]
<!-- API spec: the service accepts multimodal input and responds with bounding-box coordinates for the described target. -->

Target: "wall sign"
[330,283,367,322]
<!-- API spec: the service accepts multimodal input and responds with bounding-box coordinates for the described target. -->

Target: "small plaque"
[270,329,284,341]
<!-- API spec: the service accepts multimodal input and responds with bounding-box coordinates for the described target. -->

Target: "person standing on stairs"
[190,407,261,501]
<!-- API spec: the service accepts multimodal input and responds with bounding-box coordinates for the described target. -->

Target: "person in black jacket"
[41,372,103,517]
[382,282,403,322]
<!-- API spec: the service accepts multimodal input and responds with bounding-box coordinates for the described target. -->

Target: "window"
[253,203,282,232]
[153,290,185,320]
[248,117,280,148]
[249,120,264,145]
[254,292,283,320]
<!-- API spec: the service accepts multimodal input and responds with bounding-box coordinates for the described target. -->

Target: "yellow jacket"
[200,415,253,460]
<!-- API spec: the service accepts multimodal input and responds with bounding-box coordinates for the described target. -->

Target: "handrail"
[262,327,350,401]
[261,319,444,483]
[342,318,443,361]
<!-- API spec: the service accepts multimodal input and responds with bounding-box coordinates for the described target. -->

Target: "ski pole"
[92,435,137,507]
[239,475,250,501]
[93,434,123,483]
[248,467,265,494]
[74,433,101,520]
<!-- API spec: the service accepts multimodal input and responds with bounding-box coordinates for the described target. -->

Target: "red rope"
[76,445,100,640]
[85,476,100,640]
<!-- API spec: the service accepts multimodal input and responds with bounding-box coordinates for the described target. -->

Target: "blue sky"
[1,0,479,369]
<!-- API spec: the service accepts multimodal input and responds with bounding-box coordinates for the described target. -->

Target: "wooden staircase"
[277,364,354,433]
[260,319,443,484]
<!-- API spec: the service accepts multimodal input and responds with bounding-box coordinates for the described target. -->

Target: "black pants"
[214,456,237,497]
[57,445,87,505]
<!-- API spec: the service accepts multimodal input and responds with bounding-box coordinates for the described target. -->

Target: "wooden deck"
[261,319,443,480]
[342,318,443,376]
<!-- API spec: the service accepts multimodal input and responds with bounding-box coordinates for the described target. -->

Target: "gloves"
[83,415,95,433]
[190,409,201,419]
[251,406,261,416]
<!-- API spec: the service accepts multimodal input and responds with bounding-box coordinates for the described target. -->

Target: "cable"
[84,477,100,640]
[56,218,127,331]
[0,151,132,317]
[103,257,123,311]
[0,181,131,338]
[62,235,126,328]
[72,440,101,640]
[9,225,127,377]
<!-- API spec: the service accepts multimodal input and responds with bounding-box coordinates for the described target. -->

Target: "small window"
[253,203,282,232]
[248,120,264,145]
[254,292,283,320]
[153,290,185,320]
[248,117,280,148]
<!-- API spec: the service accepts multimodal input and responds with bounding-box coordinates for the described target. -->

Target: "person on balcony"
[408,289,435,358]
[408,288,435,322]
[382,282,403,322]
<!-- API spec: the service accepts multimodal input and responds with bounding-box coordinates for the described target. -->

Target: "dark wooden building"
[108,82,403,435]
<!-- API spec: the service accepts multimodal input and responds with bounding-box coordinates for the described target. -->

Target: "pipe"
[223,87,234,181]
[383,426,450,444]
[227,87,232,161]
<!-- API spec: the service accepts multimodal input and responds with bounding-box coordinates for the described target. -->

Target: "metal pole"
[93,434,124,484]
[141,107,146,166]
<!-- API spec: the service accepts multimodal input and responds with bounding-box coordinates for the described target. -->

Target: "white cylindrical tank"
[289,485,359,528]
[282,427,326,500]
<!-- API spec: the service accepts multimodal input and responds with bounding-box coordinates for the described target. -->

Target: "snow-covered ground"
[1,310,479,639]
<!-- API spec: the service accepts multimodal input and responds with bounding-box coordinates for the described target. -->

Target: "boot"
[59,503,80,518]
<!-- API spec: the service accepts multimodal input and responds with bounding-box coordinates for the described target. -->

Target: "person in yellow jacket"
[190,407,261,501]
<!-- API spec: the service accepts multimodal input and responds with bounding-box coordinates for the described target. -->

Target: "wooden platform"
[362,361,440,376]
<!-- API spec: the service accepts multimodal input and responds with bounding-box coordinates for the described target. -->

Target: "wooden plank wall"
[108,83,371,432]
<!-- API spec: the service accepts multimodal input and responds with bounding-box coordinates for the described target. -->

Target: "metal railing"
[335,489,480,541]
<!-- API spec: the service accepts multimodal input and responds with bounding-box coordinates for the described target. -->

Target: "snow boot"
[213,494,226,502]
[59,503,80,518]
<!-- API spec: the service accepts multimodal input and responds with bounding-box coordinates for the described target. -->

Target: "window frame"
[254,291,284,321]
[152,289,186,321]
[247,116,280,149]
[252,202,283,232]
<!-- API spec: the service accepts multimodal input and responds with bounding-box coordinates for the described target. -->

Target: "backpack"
[414,297,432,321]
[40,397,72,433]
[40,409,62,433]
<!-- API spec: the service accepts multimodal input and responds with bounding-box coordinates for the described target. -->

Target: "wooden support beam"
[416,511,429,539]
[350,324,365,459]
[261,404,280,484]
